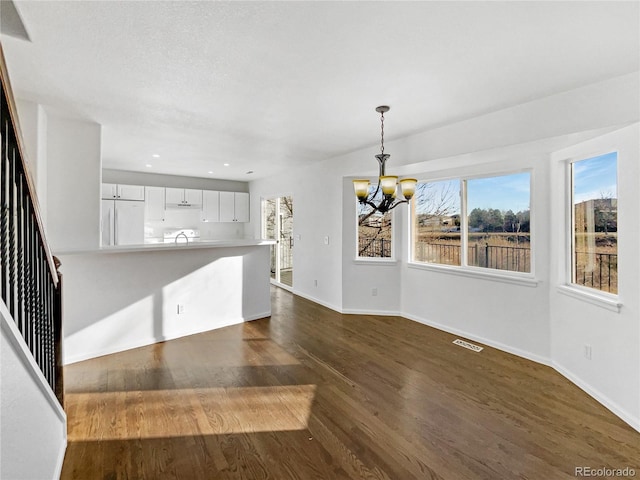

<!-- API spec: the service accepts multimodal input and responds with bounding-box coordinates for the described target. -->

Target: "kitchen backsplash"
[144,208,245,243]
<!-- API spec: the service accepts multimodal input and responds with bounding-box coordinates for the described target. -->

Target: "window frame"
[564,151,620,301]
[408,168,536,285]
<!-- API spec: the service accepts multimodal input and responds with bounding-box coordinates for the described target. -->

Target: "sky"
[416,172,531,215]
[573,152,617,204]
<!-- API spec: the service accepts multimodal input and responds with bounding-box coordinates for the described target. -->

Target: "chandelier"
[353,106,417,213]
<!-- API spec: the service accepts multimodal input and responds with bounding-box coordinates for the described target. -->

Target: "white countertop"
[57,239,275,255]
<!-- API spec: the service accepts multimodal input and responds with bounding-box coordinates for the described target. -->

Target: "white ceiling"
[2,1,638,181]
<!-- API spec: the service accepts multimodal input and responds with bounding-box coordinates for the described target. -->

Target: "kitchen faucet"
[174,232,189,244]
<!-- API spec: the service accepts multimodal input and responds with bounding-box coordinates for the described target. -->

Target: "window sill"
[556,285,621,312]
[407,262,539,287]
[353,258,398,266]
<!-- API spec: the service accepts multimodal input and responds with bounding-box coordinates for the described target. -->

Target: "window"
[466,173,531,273]
[357,186,392,259]
[411,171,531,274]
[412,180,461,266]
[571,152,617,294]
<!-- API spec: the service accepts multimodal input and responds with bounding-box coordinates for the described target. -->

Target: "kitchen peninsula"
[57,239,274,364]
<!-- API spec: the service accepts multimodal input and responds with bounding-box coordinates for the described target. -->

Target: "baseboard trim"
[291,289,343,314]
[65,312,271,365]
[54,433,68,480]
[341,308,402,316]
[401,312,552,366]
[552,362,640,433]
[0,301,67,422]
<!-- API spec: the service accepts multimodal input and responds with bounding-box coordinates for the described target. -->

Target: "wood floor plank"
[60,287,640,479]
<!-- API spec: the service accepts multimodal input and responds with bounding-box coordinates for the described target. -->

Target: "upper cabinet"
[202,190,220,222]
[219,191,249,222]
[101,183,145,201]
[165,187,203,207]
[145,186,165,222]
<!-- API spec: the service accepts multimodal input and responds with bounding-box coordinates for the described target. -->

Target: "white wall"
[247,73,640,430]
[58,244,271,364]
[15,99,48,229]
[47,112,102,253]
[549,124,640,430]
[0,302,66,480]
[249,162,344,311]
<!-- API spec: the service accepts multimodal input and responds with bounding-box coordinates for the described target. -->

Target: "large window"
[357,186,392,259]
[412,180,461,266]
[571,152,617,294]
[411,171,531,274]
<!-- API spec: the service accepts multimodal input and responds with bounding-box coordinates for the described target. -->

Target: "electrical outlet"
[177,304,185,315]
[323,236,330,245]
[372,288,378,297]
[584,344,592,360]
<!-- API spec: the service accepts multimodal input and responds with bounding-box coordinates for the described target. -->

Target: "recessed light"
[152,154,160,158]
[223,163,230,167]
[208,171,214,174]
[145,164,153,168]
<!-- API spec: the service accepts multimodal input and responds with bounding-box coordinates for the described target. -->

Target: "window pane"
[357,186,392,258]
[572,153,617,294]
[466,172,531,272]
[412,180,461,265]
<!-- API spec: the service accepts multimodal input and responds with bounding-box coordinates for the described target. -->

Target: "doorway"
[263,196,293,288]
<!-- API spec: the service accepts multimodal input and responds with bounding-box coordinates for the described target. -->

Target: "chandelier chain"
[380,111,385,154]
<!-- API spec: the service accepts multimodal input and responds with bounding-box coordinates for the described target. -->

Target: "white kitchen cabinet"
[102,183,145,201]
[219,191,249,222]
[145,186,165,222]
[202,190,220,222]
[184,189,202,205]
[165,187,202,207]
[234,192,250,222]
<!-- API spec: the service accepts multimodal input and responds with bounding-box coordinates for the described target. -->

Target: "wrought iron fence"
[413,242,531,272]
[574,251,617,293]
[358,237,392,258]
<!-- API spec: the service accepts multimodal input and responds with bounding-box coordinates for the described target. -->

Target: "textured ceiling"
[2,1,638,181]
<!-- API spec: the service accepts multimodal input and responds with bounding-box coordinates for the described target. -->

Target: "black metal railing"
[574,251,617,294]
[358,237,392,258]
[1,48,63,405]
[413,242,531,273]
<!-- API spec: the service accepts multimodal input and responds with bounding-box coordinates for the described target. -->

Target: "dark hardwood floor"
[61,287,639,479]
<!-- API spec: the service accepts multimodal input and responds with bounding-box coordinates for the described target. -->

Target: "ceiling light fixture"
[152,154,160,158]
[145,164,152,168]
[353,106,416,213]
[223,163,230,167]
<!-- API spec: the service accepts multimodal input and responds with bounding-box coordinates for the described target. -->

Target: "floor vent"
[453,339,483,352]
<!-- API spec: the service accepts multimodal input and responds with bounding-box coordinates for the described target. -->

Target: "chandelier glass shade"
[353,106,417,214]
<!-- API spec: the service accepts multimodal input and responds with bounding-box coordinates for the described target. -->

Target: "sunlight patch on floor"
[66,384,317,441]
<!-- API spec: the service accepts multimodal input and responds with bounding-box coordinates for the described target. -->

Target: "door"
[184,189,203,206]
[202,190,220,222]
[117,184,145,201]
[219,191,235,222]
[145,186,165,222]
[115,200,145,245]
[263,196,293,287]
[165,187,184,205]
[234,192,250,222]
[101,199,115,246]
